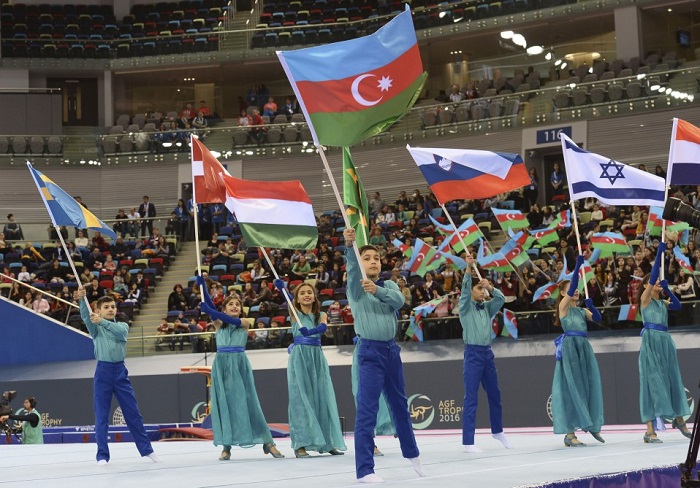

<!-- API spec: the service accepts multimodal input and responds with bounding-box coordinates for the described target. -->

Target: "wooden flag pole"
[316,145,368,280]
[660,185,670,280]
[54,224,90,308]
[440,203,482,280]
[568,200,590,300]
[259,247,304,328]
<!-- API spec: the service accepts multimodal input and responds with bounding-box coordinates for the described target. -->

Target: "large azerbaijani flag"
[276,7,427,147]
[667,118,700,185]
[191,136,229,203]
[27,162,117,241]
[407,145,530,203]
[222,175,318,250]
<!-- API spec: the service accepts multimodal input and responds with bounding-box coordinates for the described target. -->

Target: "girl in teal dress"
[638,242,692,444]
[552,255,605,447]
[283,282,346,458]
[196,276,284,460]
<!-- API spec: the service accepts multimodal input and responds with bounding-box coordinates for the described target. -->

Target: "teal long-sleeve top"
[345,247,404,341]
[459,273,505,346]
[79,299,129,362]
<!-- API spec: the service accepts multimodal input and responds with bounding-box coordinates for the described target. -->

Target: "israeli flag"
[560,134,666,207]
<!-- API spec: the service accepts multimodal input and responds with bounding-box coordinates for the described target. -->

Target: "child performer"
[275,280,346,458]
[343,228,424,484]
[639,242,692,443]
[77,287,158,465]
[552,255,605,447]
[195,276,284,460]
[459,255,511,452]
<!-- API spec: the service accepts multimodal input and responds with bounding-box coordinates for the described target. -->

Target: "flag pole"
[568,199,590,300]
[316,145,368,280]
[660,186,670,280]
[53,224,90,308]
[440,203,482,280]
[190,135,205,294]
[662,118,679,281]
[259,246,303,328]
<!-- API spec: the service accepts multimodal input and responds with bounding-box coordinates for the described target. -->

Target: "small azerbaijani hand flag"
[438,249,468,270]
[491,207,530,231]
[476,240,511,271]
[222,175,318,250]
[667,118,700,185]
[530,227,559,246]
[501,309,518,339]
[618,303,641,321]
[589,232,631,254]
[27,163,117,241]
[560,134,665,206]
[532,281,559,302]
[191,136,229,203]
[276,7,427,147]
[500,231,530,267]
[407,145,530,203]
[548,209,571,230]
[407,295,446,342]
[647,206,689,236]
[429,214,453,236]
[406,238,440,276]
[673,246,699,275]
[392,238,412,258]
[438,217,481,254]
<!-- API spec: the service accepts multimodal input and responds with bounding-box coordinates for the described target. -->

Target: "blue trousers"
[462,345,503,445]
[355,339,419,478]
[94,361,153,462]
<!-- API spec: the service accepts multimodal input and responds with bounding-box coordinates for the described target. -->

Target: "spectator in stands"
[464,82,480,100]
[139,195,156,237]
[156,317,174,351]
[238,109,252,127]
[86,277,105,303]
[550,162,565,199]
[113,209,129,238]
[290,255,311,281]
[369,228,387,248]
[74,231,89,249]
[92,231,108,251]
[263,96,278,118]
[47,260,71,283]
[4,214,23,241]
[9,282,22,302]
[395,191,409,209]
[179,103,196,128]
[17,265,32,283]
[20,291,34,308]
[0,232,7,253]
[32,291,50,315]
[371,192,386,215]
[125,282,142,305]
[250,261,268,283]
[524,167,539,208]
[591,204,604,222]
[125,208,140,238]
[249,109,266,146]
[192,111,209,139]
[165,212,179,237]
[174,199,190,242]
[449,84,464,103]
[280,97,298,118]
[242,283,258,307]
[168,284,188,312]
[198,100,211,117]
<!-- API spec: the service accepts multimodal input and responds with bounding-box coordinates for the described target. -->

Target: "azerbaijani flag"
[27,163,117,241]
[438,249,468,270]
[476,240,511,272]
[532,281,559,302]
[343,147,370,246]
[548,209,571,230]
[277,7,427,147]
[667,118,700,185]
[191,136,229,203]
[501,309,518,339]
[222,175,318,250]
[674,246,698,275]
[500,231,530,267]
[438,217,482,254]
[407,145,530,203]
[590,232,631,254]
[618,304,641,321]
[392,238,412,257]
[530,227,559,246]
[429,214,453,236]
[647,206,689,236]
[491,207,530,231]
[406,238,440,276]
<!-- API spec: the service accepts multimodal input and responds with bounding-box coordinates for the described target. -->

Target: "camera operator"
[0,397,43,444]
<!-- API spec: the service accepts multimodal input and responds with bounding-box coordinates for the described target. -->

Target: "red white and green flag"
[529,227,559,246]
[618,304,641,321]
[476,240,512,272]
[191,137,230,203]
[647,206,690,236]
[590,232,631,254]
[548,209,571,230]
[501,309,518,339]
[500,231,531,267]
[222,175,318,250]
[491,207,530,231]
[438,218,482,254]
[276,7,427,147]
[673,246,699,275]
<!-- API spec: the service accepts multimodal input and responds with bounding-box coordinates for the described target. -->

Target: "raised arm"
[459,271,474,313]
[343,228,364,302]
[660,279,682,311]
[375,279,406,310]
[195,275,215,309]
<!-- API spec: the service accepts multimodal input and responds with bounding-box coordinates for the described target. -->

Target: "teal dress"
[639,299,690,422]
[287,312,346,453]
[351,341,396,436]
[551,307,604,435]
[210,324,274,448]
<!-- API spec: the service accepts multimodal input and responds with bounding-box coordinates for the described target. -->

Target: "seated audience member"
[4,214,24,241]
[262,96,278,117]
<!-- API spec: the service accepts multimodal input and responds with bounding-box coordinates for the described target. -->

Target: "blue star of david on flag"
[599,159,625,185]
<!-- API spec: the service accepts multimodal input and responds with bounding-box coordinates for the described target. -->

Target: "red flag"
[191,137,230,203]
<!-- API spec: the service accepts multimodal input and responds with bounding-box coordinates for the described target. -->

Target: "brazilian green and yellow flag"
[342,147,370,247]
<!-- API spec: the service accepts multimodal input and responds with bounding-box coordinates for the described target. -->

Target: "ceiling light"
[211,150,221,158]
[650,83,661,91]
[500,30,514,40]
[554,59,562,66]
[637,73,646,80]
[512,34,526,47]
[560,62,567,69]
[545,52,553,61]
[526,45,544,55]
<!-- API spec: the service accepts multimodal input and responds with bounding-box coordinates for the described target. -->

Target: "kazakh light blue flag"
[560,134,665,206]
[27,162,117,241]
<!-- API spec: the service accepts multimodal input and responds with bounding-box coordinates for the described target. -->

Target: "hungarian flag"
[343,147,370,247]
[618,304,641,321]
[548,209,571,230]
[222,175,318,250]
[532,281,559,302]
[492,207,530,232]
[674,246,699,275]
[476,240,511,272]
[530,227,559,246]
[501,309,518,339]
[277,7,427,147]
[429,214,454,236]
[407,145,530,203]
[406,238,440,276]
[191,137,229,203]
[647,206,689,236]
[667,118,700,185]
[590,232,631,254]
[438,218,482,254]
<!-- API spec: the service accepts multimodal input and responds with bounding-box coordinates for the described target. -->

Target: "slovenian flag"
[27,163,117,241]
[530,227,559,246]
[561,134,666,206]
[618,304,641,321]
[276,7,427,147]
[222,175,318,250]
[491,207,530,232]
[590,232,631,254]
[501,309,518,339]
[667,118,700,185]
[674,246,698,275]
[438,218,482,254]
[191,137,229,203]
[407,145,530,203]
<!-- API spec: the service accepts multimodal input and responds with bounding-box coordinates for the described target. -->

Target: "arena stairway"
[126,240,198,357]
